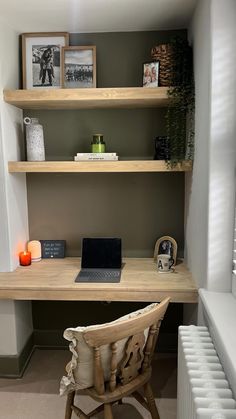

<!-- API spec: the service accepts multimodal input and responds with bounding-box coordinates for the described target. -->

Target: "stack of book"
[74,152,119,161]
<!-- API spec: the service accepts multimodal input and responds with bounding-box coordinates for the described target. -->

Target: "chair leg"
[144,382,160,419]
[65,391,75,419]
[104,403,114,419]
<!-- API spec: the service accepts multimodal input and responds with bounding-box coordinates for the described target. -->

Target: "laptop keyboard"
[75,269,121,283]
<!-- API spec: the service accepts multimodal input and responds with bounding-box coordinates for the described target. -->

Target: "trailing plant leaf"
[165,37,195,167]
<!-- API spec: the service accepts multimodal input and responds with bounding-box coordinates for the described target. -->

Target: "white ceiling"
[0,0,197,33]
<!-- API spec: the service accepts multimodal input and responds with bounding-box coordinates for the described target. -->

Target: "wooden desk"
[0,258,198,303]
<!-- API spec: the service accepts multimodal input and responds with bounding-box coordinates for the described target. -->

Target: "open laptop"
[75,238,122,283]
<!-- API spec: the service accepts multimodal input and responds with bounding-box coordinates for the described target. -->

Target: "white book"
[74,156,119,161]
[76,152,117,157]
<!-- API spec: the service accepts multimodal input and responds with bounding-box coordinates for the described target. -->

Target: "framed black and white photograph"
[22,32,69,89]
[142,61,159,88]
[62,46,96,88]
[154,236,178,266]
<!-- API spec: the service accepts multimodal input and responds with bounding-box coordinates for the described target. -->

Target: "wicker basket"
[151,44,175,87]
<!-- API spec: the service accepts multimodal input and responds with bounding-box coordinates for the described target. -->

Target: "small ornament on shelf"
[91,134,106,153]
[24,117,45,161]
[154,136,170,160]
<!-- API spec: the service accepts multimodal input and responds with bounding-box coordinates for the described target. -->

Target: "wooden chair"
[64,297,170,419]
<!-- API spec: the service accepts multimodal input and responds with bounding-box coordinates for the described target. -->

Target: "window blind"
[232,205,236,297]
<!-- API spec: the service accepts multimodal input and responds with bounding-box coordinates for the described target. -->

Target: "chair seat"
[85,368,152,403]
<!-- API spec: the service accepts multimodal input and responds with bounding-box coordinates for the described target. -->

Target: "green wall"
[25,30,186,348]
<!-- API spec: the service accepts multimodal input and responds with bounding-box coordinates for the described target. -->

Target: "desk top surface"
[0,258,198,303]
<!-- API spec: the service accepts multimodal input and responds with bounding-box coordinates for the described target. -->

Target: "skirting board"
[0,330,177,377]
[0,333,34,378]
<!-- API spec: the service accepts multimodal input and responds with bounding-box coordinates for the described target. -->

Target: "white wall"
[207,0,236,292]
[0,18,32,356]
[1,103,29,271]
[185,0,211,289]
[0,17,29,272]
[186,0,236,293]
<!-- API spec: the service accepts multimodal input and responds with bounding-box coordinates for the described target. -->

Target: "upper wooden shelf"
[8,160,192,173]
[3,87,170,110]
[0,258,198,303]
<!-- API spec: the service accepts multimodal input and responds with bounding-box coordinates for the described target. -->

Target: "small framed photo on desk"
[154,236,177,266]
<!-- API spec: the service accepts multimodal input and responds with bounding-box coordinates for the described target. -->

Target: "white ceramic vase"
[24,117,45,161]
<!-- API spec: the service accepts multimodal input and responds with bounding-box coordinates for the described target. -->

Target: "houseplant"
[152,38,195,166]
[165,37,195,167]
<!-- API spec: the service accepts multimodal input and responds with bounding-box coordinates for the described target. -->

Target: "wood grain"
[0,258,198,302]
[3,87,170,109]
[8,160,192,173]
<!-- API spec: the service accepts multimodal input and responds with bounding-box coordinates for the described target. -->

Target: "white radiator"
[177,326,236,419]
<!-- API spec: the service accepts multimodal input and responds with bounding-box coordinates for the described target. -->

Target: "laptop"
[75,238,122,283]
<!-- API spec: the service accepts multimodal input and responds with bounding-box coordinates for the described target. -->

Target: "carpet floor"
[0,349,177,419]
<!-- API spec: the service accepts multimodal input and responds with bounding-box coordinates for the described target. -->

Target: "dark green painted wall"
[27,172,184,257]
[25,30,186,346]
[69,30,186,88]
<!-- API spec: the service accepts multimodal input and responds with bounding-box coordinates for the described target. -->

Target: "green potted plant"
[152,38,195,167]
[166,37,195,167]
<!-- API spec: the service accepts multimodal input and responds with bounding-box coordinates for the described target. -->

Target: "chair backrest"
[83,297,170,395]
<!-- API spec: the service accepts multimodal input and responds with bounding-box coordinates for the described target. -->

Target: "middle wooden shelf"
[8,160,192,173]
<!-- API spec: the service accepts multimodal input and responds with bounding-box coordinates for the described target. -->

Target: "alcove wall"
[25,30,186,346]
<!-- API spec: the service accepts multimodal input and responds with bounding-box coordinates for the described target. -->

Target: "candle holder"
[19,251,31,266]
[91,134,106,153]
[27,240,41,262]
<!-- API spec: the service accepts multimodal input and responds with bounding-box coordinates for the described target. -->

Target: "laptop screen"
[81,238,122,269]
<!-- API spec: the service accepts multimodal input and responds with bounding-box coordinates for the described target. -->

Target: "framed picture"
[22,32,69,89]
[61,46,96,88]
[154,236,178,266]
[143,61,159,88]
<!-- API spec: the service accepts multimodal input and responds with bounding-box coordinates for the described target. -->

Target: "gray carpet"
[0,349,177,418]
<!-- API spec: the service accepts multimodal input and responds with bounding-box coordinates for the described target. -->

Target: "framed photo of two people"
[143,61,159,88]
[22,33,96,90]
[22,32,69,89]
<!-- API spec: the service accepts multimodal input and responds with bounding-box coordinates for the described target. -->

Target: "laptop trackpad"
[75,269,121,283]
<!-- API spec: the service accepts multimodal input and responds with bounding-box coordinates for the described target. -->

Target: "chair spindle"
[93,346,105,395]
[109,342,118,391]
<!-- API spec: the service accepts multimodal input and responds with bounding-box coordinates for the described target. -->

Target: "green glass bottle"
[91,134,106,153]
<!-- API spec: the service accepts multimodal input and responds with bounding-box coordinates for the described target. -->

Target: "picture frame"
[142,61,159,88]
[61,46,96,88]
[22,32,69,89]
[154,236,178,266]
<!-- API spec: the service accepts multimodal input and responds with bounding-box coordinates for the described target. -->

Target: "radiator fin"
[177,326,236,419]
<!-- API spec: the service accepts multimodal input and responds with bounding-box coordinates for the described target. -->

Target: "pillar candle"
[19,251,31,266]
[27,240,42,262]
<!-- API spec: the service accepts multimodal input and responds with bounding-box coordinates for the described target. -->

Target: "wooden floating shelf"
[8,160,192,173]
[3,87,170,109]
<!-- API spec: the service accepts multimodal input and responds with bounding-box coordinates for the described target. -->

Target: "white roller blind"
[233,208,236,272]
[232,205,236,297]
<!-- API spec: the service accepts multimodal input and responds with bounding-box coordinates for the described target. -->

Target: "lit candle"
[19,251,31,266]
[27,240,41,262]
